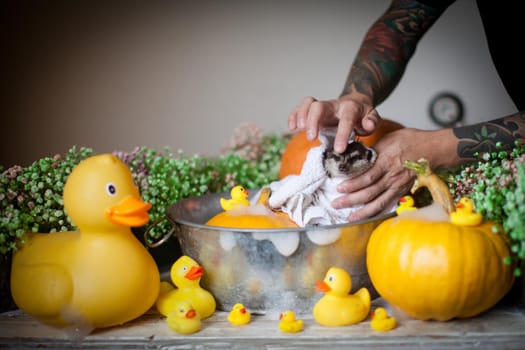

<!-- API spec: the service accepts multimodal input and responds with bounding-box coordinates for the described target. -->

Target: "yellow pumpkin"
[366,159,514,321]
[205,187,298,229]
[205,210,298,229]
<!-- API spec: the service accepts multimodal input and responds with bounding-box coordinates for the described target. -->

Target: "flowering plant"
[450,141,525,276]
[0,123,290,255]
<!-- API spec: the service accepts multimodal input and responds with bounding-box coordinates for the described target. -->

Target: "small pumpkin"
[205,187,298,229]
[278,119,403,179]
[366,159,514,321]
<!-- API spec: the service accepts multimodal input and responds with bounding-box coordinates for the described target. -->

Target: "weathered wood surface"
[1,300,524,350]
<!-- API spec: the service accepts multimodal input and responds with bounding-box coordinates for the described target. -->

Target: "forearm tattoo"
[453,113,525,160]
[341,0,446,104]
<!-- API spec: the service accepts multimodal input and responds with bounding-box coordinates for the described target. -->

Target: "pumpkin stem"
[404,158,455,214]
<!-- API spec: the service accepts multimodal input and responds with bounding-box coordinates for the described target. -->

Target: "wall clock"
[428,93,464,127]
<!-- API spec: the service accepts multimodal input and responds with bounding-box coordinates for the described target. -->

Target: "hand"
[331,128,419,220]
[288,95,381,153]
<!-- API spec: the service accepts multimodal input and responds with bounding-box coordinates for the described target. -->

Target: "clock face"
[429,93,464,127]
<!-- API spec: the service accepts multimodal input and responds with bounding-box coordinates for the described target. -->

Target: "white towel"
[268,129,364,227]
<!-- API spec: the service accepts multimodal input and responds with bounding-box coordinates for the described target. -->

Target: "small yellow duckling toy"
[220,185,250,211]
[166,300,201,334]
[279,310,304,333]
[313,266,371,327]
[10,154,160,332]
[450,197,483,226]
[156,255,216,320]
[396,195,417,215]
[370,307,397,332]
[227,303,251,326]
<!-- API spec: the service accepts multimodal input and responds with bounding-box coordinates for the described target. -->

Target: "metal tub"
[165,190,393,315]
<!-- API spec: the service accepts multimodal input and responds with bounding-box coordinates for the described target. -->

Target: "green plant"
[451,141,525,276]
[0,124,289,255]
[0,147,94,255]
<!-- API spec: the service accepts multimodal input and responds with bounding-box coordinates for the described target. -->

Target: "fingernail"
[306,130,315,140]
[335,141,346,153]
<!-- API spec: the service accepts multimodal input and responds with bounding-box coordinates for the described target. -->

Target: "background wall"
[1,0,517,167]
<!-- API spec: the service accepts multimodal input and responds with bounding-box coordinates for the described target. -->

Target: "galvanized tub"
[164,190,394,315]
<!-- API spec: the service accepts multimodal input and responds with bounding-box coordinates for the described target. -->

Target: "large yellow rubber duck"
[156,255,216,320]
[220,185,250,211]
[166,300,201,334]
[370,307,397,332]
[279,310,304,333]
[227,303,251,326]
[10,154,160,331]
[450,197,483,226]
[396,195,417,215]
[313,267,371,327]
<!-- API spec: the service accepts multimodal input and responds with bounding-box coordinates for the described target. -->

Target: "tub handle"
[144,216,177,248]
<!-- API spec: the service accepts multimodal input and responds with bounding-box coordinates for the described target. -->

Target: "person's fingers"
[333,99,371,152]
[347,190,399,221]
[305,100,335,141]
[295,96,317,130]
[288,105,300,130]
[332,171,387,209]
[361,108,381,134]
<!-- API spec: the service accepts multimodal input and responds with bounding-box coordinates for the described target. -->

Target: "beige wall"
[1,0,516,167]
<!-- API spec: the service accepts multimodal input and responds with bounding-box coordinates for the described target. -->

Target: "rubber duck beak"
[185,266,204,280]
[186,309,196,319]
[315,280,331,292]
[105,196,152,227]
[456,202,465,209]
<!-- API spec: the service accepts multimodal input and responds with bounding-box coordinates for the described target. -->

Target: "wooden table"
[1,298,524,350]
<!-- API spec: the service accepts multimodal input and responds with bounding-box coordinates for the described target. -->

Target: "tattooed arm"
[288,0,452,153]
[454,113,525,161]
[333,112,525,221]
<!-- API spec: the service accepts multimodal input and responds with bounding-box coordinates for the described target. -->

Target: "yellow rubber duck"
[10,154,160,331]
[279,310,304,333]
[166,300,201,334]
[370,307,397,332]
[156,255,216,320]
[396,195,417,215]
[220,185,250,211]
[227,303,251,326]
[450,197,483,226]
[313,266,371,327]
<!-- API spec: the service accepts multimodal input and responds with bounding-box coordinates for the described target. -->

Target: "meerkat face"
[322,141,377,178]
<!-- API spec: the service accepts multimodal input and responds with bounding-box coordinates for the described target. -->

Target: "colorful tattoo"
[342,0,448,104]
[454,113,525,160]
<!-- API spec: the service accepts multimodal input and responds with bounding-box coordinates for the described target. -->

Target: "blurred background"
[0,0,517,167]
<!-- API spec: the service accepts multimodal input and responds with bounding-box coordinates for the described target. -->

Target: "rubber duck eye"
[106,183,117,196]
[328,275,334,282]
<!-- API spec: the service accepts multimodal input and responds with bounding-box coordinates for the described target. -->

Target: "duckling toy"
[450,197,483,226]
[396,195,417,215]
[227,303,251,326]
[156,255,216,320]
[279,310,303,333]
[10,154,160,331]
[220,185,250,211]
[370,307,397,332]
[166,300,201,334]
[313,266,371,327]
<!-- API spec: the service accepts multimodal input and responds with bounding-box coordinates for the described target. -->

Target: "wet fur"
[322,141,377,179]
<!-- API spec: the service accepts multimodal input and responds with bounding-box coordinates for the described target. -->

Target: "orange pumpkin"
[278,119,404,179]
[205,188,298,229]
[205,210,298,229]
[366,160,514,321]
